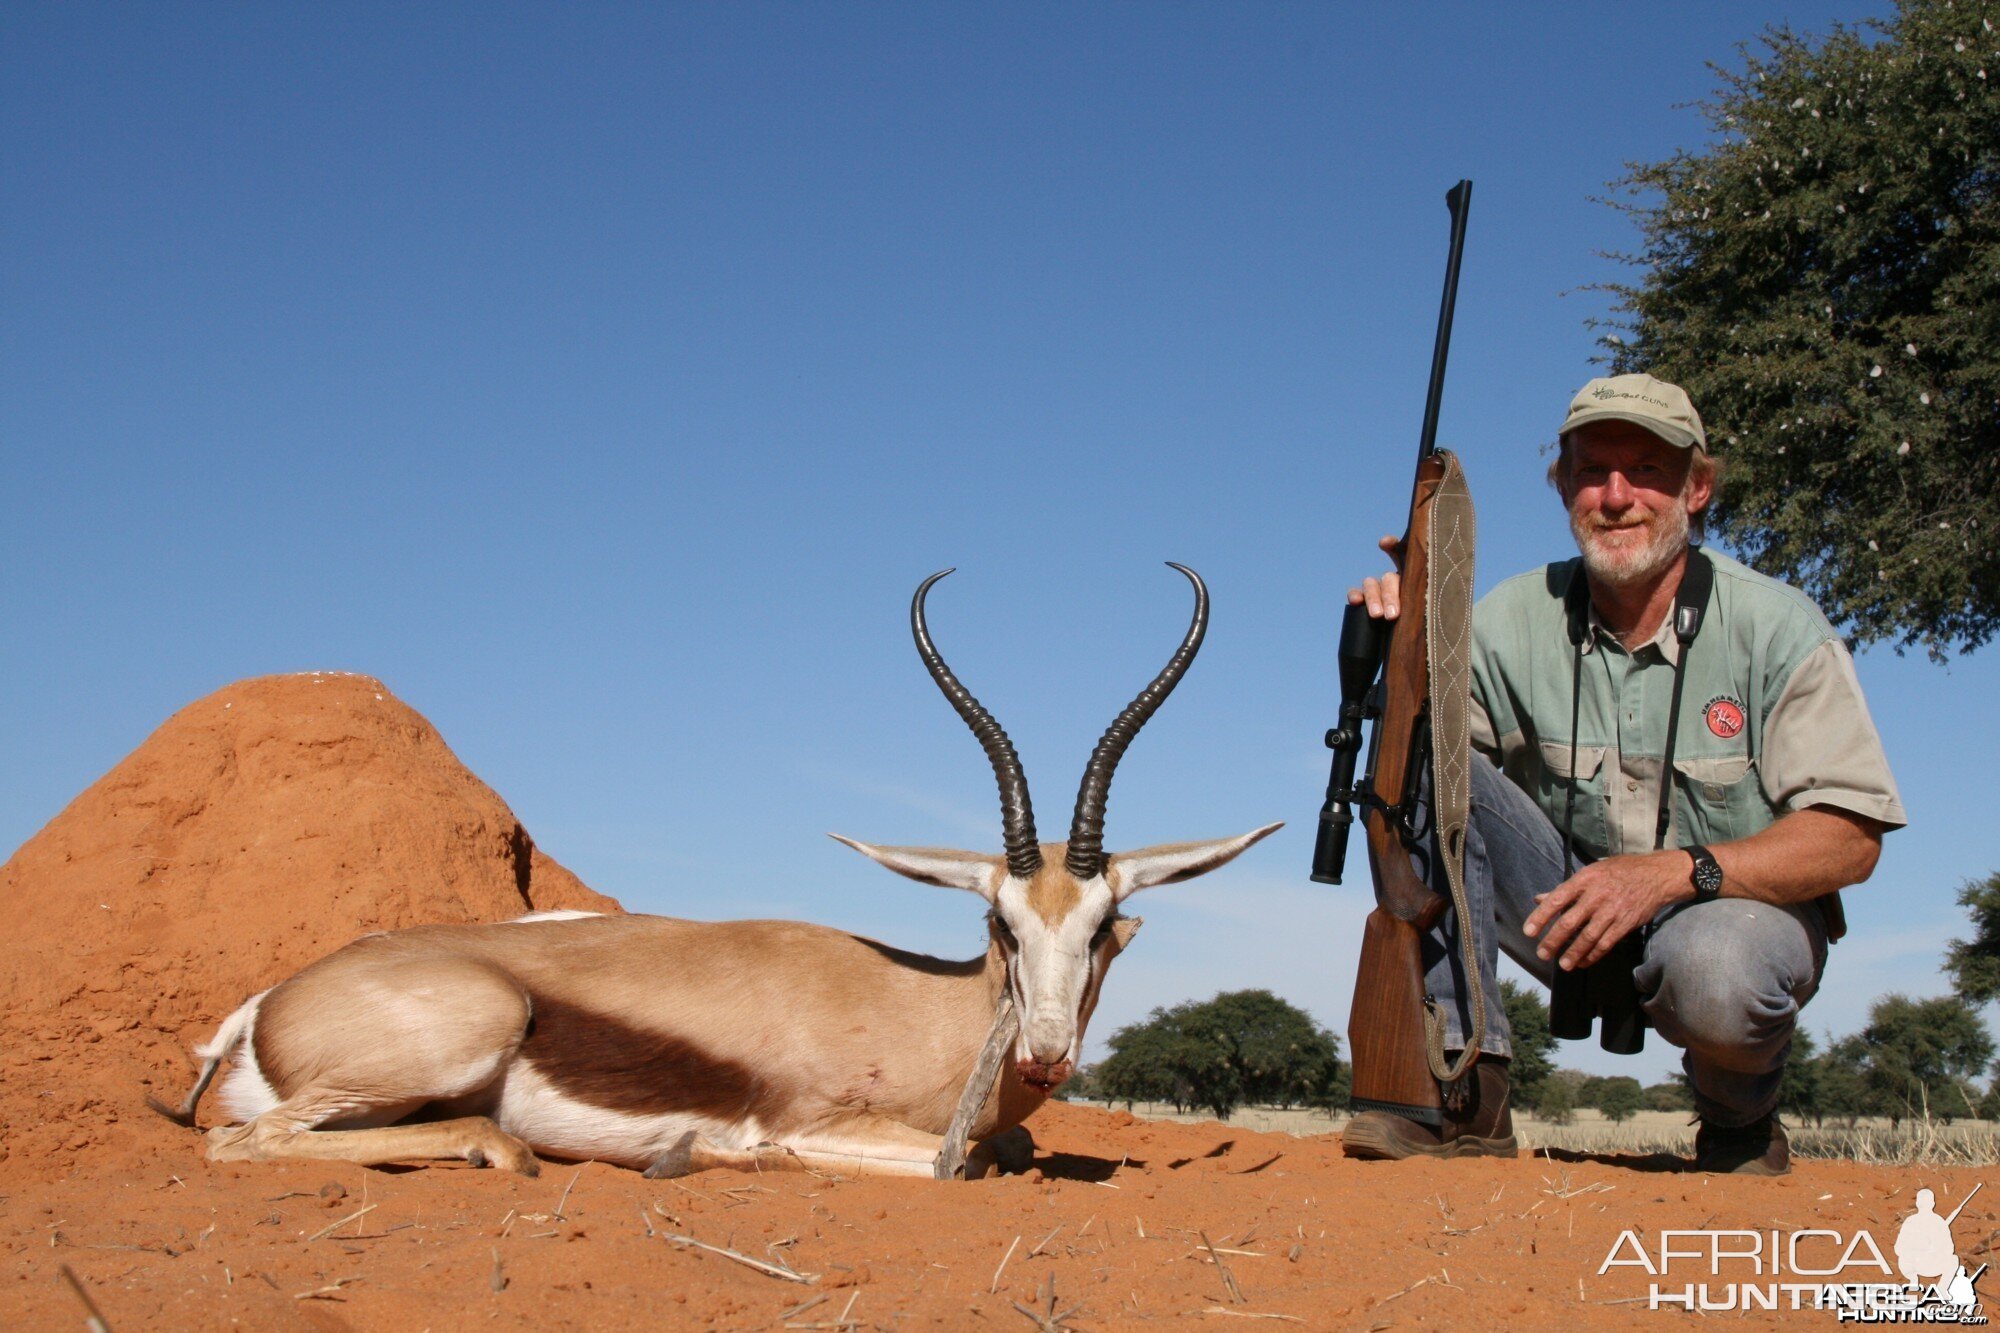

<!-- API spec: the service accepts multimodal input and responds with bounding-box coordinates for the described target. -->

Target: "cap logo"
[1588,386,1675,411]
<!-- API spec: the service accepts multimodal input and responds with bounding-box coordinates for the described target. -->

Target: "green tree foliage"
[1500,979,1558,1109]
[1093,990,1343,1120]
[1537,1075,1578,1126]
[1857,993,1994,1123]
[1645,1079,1695,1112]
[1603,0,1999,656]
[1095,1005,1213,1113]
[1779,1026,1823,1121]
[1051,1063,1097,1102]
[1946,872,2000,1003]
[1596,1076,1647,1122]
[1813,1034,1876,1126]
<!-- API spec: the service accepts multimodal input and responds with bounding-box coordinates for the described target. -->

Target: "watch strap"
[1686,844,1723,901]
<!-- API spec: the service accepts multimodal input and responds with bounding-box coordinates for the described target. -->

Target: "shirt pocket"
[1537,740,1609,857]
[1670,754,1764,844]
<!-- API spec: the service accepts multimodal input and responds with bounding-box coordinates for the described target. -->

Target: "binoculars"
[1548,930,1648,1054]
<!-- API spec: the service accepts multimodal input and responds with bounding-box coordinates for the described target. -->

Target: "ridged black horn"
[911,570,1042,877]
[1066,563,1208,879]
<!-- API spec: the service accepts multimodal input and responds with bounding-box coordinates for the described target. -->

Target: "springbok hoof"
[643,1131,699,1180]
[983,1125,1036,1175]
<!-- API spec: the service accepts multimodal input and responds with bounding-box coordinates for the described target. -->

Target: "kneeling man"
[1344,373,1904,1175]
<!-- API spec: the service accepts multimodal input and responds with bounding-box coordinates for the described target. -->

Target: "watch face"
[1693,855,1724,895]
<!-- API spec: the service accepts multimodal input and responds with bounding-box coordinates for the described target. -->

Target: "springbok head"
[833,564,1281,1092]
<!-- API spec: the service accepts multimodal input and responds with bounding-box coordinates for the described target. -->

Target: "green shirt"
[1468,550,1906,859]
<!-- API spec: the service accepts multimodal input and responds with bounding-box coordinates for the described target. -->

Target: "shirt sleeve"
[1760,639,1908,828]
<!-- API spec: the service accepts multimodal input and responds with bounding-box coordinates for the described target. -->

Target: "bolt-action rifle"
[1311,180,1478,1127]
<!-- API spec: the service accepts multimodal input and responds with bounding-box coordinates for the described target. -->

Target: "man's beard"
[1571,496,1691,589]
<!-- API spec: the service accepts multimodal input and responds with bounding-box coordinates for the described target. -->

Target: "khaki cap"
[1560,373,1707,452]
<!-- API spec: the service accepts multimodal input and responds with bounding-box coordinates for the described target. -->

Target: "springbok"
[153,565,1279,1179]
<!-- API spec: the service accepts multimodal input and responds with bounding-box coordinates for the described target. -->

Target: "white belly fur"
[490,1061,768,1169]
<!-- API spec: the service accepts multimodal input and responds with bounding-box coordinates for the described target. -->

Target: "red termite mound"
[0,672,618,1088]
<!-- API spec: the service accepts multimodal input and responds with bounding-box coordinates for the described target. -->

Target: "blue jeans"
[1420,759,1827,1127]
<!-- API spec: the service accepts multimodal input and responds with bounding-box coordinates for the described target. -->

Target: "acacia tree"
[1603,0,1998,657]
[1093,990,1343,1120]
[1499,979,1558,1109]
[1814,1035,1875,1126]
[1597,1076,1646,1123]
[1946,871,2000,1003]
[1095,1004,1213,1113]
[1779,1026,1824,1121]
[1856,993,1994,1123]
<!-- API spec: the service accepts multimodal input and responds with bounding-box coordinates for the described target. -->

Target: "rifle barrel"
[1416,180,1473,462]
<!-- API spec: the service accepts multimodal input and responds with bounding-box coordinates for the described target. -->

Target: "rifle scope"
[1310,600,1386,884]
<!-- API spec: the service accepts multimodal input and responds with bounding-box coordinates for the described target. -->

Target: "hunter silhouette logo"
[1895,1186,1985,1313]
[1704,696,1746,739]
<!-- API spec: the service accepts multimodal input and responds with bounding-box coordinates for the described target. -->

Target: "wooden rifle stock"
[1347,457,1450,1123]
[1318,181,1473,1127]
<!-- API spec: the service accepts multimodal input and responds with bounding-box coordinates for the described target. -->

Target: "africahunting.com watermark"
[1598,1183,1987,1320]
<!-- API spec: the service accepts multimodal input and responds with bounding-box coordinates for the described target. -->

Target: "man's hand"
[1346,534,1405,619]
[1523,851,1693,971]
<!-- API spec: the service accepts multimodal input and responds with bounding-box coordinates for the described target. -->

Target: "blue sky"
[6,2,1991,1083]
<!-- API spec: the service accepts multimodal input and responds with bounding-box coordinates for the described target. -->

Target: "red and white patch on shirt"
[1704,696,1746,739]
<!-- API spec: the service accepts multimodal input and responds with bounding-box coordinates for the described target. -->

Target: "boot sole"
[1340,1118,1519,1161]
[1693,1157,1790,1176]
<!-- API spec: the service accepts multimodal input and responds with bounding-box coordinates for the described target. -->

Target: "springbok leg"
[646,1114,1027,1181]
[206,1111,542,1175]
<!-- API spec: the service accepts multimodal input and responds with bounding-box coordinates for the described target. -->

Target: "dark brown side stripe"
[520,993,765,1119]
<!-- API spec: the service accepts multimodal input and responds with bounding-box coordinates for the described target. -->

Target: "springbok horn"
[911,570,1042,877]
[1065,563,1209,879]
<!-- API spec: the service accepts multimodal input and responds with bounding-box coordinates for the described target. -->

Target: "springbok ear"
[829,835,1004,900]
[1105,822,1283,900]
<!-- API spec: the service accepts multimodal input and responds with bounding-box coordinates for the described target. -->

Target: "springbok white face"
[831,563,1281,1092]
[833,826,1280,1088]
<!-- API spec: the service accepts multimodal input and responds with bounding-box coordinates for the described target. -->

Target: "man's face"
[1559,422,1711,589]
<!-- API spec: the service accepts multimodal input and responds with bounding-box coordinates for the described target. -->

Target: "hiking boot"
[1692,1113,1790,1176]
[1341,1055,1518,1160]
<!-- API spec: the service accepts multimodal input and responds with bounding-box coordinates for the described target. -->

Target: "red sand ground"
[2,675,1990,1329]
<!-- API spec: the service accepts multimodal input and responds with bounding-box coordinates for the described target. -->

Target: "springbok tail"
[146,991,268,1129]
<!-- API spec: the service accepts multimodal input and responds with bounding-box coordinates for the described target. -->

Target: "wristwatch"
[1686,845,1724,902]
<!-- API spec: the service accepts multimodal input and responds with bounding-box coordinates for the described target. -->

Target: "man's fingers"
[1352,537,1407,618]
[1536,900,1589,960]
[1358,575,1403,620]
[1562,913,1617,972]
[1524,883,1578,938]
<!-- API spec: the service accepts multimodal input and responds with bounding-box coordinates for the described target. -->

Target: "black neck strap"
[1560,548,1715,870]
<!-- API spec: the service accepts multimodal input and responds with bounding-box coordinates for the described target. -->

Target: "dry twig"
[1201,1231,1247,1304]
[1010,1273,1084,1332]
[659,1229,817,1283]
[305,1204,378,1243]
[1199,1310,1304,1322]
[991,1234,1022,1293]
[554,1166,584,1219]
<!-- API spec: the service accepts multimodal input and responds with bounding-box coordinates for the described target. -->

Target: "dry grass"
[1084,1102,2000,1166]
